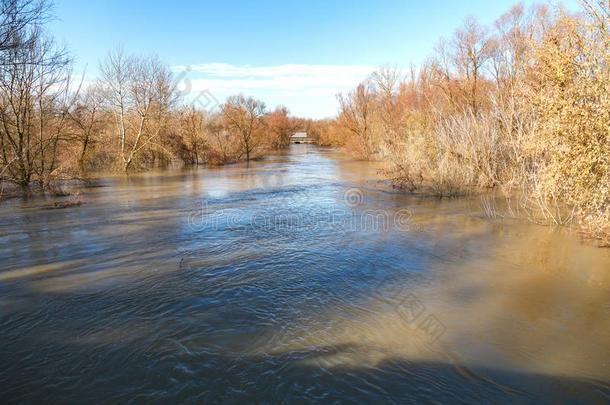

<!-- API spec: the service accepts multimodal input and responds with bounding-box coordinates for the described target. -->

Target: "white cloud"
[173,63,376,118]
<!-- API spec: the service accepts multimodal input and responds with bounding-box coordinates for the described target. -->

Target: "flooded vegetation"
[1,0,609,402]
[1,146,609,403]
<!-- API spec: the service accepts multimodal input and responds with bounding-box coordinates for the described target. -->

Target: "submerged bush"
[326,1,610,243]
[526,4,610,243]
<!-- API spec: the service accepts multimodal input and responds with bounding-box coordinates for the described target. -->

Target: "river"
[1,145,609,403]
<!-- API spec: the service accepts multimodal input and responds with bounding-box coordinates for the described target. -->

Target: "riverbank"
[318,1,610,247]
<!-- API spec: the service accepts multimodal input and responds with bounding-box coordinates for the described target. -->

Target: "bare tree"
[431,16,494,114]
[177,105,207,165]
[265,105,296,149]
[221,94,266,161]
[205,116,237,164]
[453,17,494,114]
[0,0,49,54]
[371,66,404,141]
[100,48,130,169]
[67,84,105,170]
[100,50,177,171]
[337,81,377,157]
[0,4,72,188]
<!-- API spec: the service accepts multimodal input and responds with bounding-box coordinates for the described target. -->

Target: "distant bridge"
[290,131,315,144]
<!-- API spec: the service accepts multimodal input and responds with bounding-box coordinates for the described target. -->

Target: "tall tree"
[265,106,296,149]
[221,94,266,161]
[337,81,377,157]
[67,84,106,170]
[0,0,73,188]
[100,50,177,171]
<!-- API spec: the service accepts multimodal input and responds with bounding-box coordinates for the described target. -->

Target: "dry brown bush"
[329,1,610,242]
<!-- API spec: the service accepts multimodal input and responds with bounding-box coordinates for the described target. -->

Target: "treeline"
[0,0,318,193]
[321,1,609,244]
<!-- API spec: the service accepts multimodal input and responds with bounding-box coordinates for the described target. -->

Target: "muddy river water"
[1,145,609,403]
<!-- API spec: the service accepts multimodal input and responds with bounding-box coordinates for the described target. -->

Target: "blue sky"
[49,0,578,118]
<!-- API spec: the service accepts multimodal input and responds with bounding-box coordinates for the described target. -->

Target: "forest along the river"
[0,145,609,403]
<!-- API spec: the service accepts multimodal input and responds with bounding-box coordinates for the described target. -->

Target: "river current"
[1,145,609,403]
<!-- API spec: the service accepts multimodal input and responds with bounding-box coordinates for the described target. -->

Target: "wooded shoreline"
[1,0,608,244]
